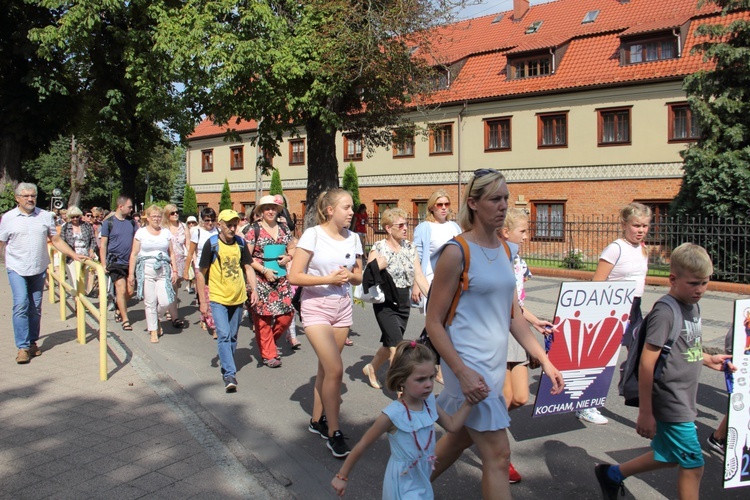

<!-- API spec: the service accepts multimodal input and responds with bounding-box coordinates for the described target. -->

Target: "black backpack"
[618,294,689,407]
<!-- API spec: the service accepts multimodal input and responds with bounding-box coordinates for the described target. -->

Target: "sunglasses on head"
[474,168,500,178]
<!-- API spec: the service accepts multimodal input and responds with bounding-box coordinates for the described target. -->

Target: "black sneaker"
[327,430,350,458]
[308,415,329,439]
[224,376,237,393]
[594,464,625,499]
[706,434,726,455]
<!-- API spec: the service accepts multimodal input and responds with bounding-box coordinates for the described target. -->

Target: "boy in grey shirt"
[595,243,736,500]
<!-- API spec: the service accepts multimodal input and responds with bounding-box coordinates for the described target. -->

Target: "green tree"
[144,186,154,208]
[29,1,192,198]
[171,150,187,211]
[342,162,361,209]
[220,179,233,211]
[110,187,120,212]
[183,185,198,217]
[1,1,76,191]
[156,0,465,228]
[269,169,283,196]
[672,0,750,221]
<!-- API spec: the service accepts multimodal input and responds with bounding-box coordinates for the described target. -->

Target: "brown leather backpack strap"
[444,235,471,326]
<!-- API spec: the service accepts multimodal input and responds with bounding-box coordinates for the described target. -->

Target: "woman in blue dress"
[425,169,565,498]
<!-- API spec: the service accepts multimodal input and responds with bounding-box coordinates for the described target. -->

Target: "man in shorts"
[100,196,136,330]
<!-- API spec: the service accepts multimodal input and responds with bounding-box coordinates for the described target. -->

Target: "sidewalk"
[0,269,290,500]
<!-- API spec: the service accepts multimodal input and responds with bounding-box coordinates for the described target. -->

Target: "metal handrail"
[47,246,110,380]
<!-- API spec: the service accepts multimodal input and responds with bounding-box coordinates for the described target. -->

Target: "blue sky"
[457,0,558,20]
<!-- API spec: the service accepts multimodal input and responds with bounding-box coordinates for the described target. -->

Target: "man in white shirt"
[0,183,83,364]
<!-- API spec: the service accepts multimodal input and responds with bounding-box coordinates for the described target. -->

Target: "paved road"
[2,272,746,499]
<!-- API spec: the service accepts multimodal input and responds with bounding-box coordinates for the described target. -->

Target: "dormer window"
[582,10,599,24]
[509,53,552,79]
[622,35,677,65]
[525,21,543,34]
[429,67,451,89]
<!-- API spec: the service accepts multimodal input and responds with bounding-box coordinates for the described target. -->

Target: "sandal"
[165,312,172,321]
[289,338,302,350]
[344,338,353,346]
[362,364,381,389]
[172,319,188,329]
[263,358,282,368]
[121,321,133,331]
[200,321,207,331]
[114,311,122,323]
[211,330,217,339]
[150,331,159,343]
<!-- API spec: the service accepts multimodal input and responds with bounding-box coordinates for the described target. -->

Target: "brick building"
[185,0,747,233]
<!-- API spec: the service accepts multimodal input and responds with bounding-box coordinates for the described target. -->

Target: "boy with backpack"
[595,243,735,500]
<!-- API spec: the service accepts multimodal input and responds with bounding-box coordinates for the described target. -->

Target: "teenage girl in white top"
[289,188,363,458]
[576,202,651,425]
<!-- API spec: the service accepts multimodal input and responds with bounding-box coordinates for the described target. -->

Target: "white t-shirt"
[191,227,218,264]
[135,227,172,258]
[600,239,648,296]
[425,221,461,283]
[297,226,362,298]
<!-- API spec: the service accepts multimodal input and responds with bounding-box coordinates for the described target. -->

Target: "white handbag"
[353,283,385,304]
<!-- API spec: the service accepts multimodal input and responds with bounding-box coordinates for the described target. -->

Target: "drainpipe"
[457,101,468,205]
[673,28,682,57]
[255,118,263,202]
[550,47,556,73]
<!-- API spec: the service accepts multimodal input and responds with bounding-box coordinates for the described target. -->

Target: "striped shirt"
[0,207,57,276]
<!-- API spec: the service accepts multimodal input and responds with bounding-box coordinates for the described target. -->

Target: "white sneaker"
[576,408,608,425]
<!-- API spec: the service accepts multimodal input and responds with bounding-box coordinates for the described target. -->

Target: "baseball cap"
[217,209,240,222]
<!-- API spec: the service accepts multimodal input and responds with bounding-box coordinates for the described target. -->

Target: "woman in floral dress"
[246,195,296,367]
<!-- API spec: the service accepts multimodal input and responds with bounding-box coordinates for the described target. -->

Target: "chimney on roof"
[514,0,530,21]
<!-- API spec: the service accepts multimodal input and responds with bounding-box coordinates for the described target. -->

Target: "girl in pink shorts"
[289,188,363,458]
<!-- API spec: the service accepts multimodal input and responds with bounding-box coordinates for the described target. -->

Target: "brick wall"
[196,177,682,220]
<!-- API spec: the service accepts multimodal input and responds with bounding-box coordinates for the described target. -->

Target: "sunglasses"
[434,202,451,208]
[203,218,216,222]
[392,223,408,229]
[84,213,92,217]
[169,211,179,216]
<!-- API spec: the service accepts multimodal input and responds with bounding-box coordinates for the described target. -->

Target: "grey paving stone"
[109,445,154,464]
[32,458,76,479]
[156,443,203,461]
[48,465,99,487]
[126,471,176,494]
[102,483,148,500]
[105,463,151,483]
[156,457,209,481]
[82,455,129,475]
[69,432,110,449]
[62,448,106,466]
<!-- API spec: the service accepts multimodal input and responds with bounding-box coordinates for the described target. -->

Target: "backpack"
[618,294,692,407]
[208,234,246,264]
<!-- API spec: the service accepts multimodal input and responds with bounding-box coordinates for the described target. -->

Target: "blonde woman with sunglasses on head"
[425,169,564,499]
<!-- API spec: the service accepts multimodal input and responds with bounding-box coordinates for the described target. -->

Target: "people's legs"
[712,414,728,441]
[114,278,129,323]
[253,313,276,361]
[8,270,32,349]
[504,363,530,410]
[465,427,512,500]
[618,451,674,478]
[306,324,349,435]
[369,345,392,372]
[677,466,703,500]
[430,426,474,481]
[210,302,238,378]
[27,272,45,346]
[271,313,293,343]
[143,266,159,332]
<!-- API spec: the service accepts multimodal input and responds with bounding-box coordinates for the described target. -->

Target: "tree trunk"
[0,133,22,192]
[68,135,86,208]
[113,150,138,204]
[304,117,340,230]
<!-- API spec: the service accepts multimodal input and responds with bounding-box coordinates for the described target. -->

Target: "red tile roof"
[187,117,258,140]
[190,0,746,139]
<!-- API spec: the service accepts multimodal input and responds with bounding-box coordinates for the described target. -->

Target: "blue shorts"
[651,420,704,469]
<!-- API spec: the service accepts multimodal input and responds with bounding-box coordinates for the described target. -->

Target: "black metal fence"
[300,214,749,284]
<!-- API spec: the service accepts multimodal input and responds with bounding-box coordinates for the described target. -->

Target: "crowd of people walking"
[0,179,736,500]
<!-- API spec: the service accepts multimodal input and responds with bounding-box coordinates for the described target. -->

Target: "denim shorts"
[651,420,704,469]
[301,294,353,328]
